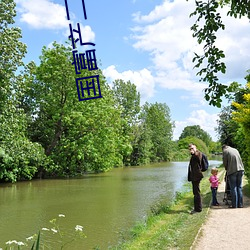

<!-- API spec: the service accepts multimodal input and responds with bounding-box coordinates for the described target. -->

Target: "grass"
[111,169,225,250]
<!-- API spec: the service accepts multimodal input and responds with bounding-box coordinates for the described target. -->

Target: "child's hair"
[211,167,218,175]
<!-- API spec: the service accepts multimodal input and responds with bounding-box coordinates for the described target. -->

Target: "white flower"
[75,225,83,231]
[17,242,25,246]
[42,228,50,231]
[51,228,58,233]
[5,240,24,246]
[6,240,17,245]
[58,214,65,217]
[26,236,34,241]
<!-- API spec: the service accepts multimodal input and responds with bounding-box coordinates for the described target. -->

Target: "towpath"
[192,173,250,250]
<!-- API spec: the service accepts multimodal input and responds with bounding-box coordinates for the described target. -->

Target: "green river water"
[0,160,221,249]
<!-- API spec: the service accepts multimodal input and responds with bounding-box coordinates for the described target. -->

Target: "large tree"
[112,79,140,124]
[178,136,209,156]
[140,102,174,162]
[24,42,127,175]
[230,74,250,176]
[0,0,47,182]
[0,0,26,109]
[216,106,240,147]
[179,125,212,146]
[112,79,140,165]
[190,0,250,107]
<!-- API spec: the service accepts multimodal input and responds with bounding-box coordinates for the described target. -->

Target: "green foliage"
[114,176,213,250]
[23,42,128,175]
[0,0,49,182]
[130,123,153,165]
[112,79,141,166]
[31,231,40,250]
[209,141,222,154]
[140,102,174,162]
[216,106,240,147]
[189,0,250,107]
[178,136,209,156]
[112,79,140,123]
[216,71,250,177]
[0,0,27,108]
[179,125,212,146]
[231,76,250,177]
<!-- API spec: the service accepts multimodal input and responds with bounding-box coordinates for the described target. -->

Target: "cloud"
[103,65,156,102]
[131,0,198,87]
[173,110,219,141]
[16,0,69,29]
[214,7,250,81]
[130,0,250,92]
[61,23,95,43]
[16,0,95,43]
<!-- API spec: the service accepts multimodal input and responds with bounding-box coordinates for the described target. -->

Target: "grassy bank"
[111,169,225,250]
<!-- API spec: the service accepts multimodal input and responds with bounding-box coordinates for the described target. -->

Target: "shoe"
[228,205,236,208]
[212,203,220,206]
[190,209,201,214]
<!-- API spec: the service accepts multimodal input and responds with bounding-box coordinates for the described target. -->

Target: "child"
[209,168,220,206]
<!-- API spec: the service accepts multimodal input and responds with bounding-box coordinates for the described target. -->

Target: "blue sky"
[14,0,250,141]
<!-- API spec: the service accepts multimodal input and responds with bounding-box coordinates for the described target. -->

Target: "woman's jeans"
[211,187,218,205]
[228,170,244,208]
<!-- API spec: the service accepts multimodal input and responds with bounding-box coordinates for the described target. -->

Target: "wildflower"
[51,228,58,233]
[17,242,25,246]
[58,214,65,217]
[75,225,83,232]
[5,240,25,246]
[42,228,50,231]
[6,240,17,245]
[26,236,34,241]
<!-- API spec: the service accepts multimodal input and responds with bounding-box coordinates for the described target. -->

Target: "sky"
[14,0,250,141]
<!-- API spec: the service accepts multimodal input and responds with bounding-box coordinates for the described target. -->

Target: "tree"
[24,42,127,175]
[140,102,174,162]
[216,72,250,150]
[129,122,153,166]
[0,0,48,182]
[112,79,140,165]
[112,79,140,124]
[190,0,250,107]
[231,80,250,176]
[179,125,212,146]
[178,136,209,156]
[0,0,27,109]
[216,106,240,147]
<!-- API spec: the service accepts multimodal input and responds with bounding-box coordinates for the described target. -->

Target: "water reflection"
[0,160,221,249]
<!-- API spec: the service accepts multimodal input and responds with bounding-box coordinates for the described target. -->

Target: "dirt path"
[192,174,250,250]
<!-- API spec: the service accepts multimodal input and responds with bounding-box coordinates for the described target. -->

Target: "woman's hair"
[211,167,218,174]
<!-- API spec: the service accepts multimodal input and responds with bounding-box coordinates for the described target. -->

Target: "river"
[0,160,221,249]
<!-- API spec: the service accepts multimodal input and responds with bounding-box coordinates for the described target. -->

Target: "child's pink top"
[209,175,219,188]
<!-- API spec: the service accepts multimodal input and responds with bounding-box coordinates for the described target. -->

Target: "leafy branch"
[189,0,250,107]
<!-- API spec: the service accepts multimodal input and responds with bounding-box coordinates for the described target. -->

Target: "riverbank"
[111,168,226,249]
